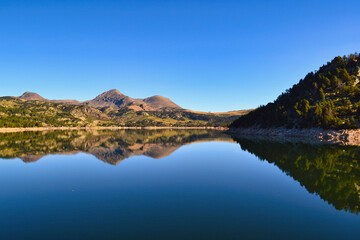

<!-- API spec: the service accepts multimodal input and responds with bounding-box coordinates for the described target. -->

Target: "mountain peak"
[148,95,165,99]
[19,92,47,101]
[85,89,132,108]
[107,89,121,94]
[98,89,125,98]
[143,95,181,109]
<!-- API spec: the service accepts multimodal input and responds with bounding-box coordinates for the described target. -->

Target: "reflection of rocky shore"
[233,136,360,214]
[0,130,232,165]
[228,127,360,146]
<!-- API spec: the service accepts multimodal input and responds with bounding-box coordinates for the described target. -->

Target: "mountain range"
[0,89,250,128]
[19,89,181,111]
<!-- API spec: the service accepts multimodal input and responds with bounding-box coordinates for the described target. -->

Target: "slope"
[231,53,360,129]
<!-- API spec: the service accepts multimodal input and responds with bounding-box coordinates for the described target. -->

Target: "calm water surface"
[0,130,359,239]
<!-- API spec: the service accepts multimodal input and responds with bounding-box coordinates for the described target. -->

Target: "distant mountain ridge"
[19,89,182,111]
[0,90,249,128]
[19,92,81,105]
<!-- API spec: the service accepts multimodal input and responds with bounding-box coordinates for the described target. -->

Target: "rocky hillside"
[84,90,181,111]
[231,53,360,129]
[0,94,248,127]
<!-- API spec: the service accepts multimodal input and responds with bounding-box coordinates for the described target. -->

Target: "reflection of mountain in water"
[233,136,360,214]
[0,130,232,165]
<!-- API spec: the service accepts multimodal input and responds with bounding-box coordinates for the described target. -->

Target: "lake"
[0,129,359,239]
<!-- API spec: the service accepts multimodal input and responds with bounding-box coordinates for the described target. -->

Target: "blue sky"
[1,0,360,112]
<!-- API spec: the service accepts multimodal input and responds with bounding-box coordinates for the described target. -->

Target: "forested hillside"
[231,53,360,129]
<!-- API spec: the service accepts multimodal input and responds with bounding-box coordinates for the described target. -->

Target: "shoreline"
[227,127,360,146]
[0,126,229,133]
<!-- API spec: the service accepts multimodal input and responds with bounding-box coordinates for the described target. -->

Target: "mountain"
[143,95,181,109]
[18,89,182,111]
[19,91,80,105]
[231,53,360,130]
[0,95,247,128]
[84,89,137,108]
[84,89,182,110]
[0,89,249,128]
[19,92,48,101]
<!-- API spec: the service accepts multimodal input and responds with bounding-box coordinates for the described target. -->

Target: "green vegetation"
[233,137,360,214]
[0,97,84,127]
[231,53,360,129]
[0,97,246,127]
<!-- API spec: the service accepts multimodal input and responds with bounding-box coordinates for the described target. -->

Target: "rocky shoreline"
[227,127,360,146]
[0,126,228,133]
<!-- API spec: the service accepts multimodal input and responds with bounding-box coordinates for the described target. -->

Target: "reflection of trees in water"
[0,130,231,165]
[233,137,360,214]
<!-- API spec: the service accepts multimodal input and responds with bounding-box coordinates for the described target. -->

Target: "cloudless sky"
[1,0,360,112]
